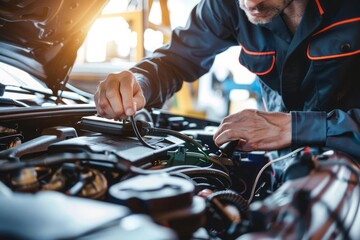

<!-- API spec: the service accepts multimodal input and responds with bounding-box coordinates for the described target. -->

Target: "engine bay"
[1,107,360,239]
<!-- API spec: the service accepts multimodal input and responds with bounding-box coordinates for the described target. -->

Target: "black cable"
[130,164,231,188]
[317,160,360,237]
[194,182,218,191]
[317,160,360,180]
[129,164,202,175]
[0,152,129,172]
[129,120,209,161]
[206,155,229,174]
[175,168,232,188]
[146,127,205,151]
[168,171,198,185]
[129,115,156,149]
[134,108,153,123]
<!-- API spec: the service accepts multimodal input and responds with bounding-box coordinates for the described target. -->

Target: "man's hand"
[213,109,291,151]
[94,71,145,119]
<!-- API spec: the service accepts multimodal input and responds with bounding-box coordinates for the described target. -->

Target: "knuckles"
[223,129,236,139]
[107,71,133,82]
[105,89,119,99]
[218,122,232,132]
[245,141,259,150]
[98,99,109,109]
[113,108,125,118]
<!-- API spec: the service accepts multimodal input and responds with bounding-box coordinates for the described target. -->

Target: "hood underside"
[0,0,108,92]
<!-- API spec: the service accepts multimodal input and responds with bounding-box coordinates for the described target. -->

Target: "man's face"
[239,0,294,24]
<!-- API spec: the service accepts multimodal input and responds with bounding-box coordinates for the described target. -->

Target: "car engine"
[1,107,360,240]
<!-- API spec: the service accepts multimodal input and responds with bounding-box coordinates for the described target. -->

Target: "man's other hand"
[213,109,291,151]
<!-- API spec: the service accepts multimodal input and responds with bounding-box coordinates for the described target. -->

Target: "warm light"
[229,89,250,102]
[144,29,164,52]
[101,0,129,14]
[229,89,259,114]
[85,17,132,62]
[211,46,256,84]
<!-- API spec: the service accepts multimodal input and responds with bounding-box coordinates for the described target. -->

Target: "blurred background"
[71,0,262,121]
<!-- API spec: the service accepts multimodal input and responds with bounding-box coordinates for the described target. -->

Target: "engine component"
[109,174,206,239]
[241,151,360,239]
[48,134,184,166]
[0,128,22,150]
[0,191,176,240]
[68,168,108,200]
[11,167,38,192]
[200,189,249,239]
[0,127,77,161]
[78,115,147,137]
[282,150,316,181]
[2,107,360,240]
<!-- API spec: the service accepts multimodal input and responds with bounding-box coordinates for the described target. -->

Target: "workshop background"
[69,0,261,121]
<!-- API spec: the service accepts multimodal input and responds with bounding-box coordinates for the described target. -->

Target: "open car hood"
[0,0,108,93]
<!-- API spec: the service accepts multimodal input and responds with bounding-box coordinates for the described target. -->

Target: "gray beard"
[238,0,295,25]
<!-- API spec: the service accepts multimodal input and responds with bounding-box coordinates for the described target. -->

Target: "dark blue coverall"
[130,0,360,158]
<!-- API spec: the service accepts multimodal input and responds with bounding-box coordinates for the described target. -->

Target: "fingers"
[214,124,251,150]
[94,71,145,119]
[213,110,252,143]
[133,88,145,112]
[118,73,136,116]
[213,109,292,151]
[94,83,118,119]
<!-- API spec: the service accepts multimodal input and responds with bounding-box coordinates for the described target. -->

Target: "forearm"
[130,51,205,109]
[129,0,238,109]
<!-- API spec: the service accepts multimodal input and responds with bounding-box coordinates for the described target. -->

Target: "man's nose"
[244,0,263,9]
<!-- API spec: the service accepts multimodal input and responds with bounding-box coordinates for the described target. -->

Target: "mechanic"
[94,0,360,158]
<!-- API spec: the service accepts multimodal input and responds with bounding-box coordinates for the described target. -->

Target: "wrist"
[291,111,327,148]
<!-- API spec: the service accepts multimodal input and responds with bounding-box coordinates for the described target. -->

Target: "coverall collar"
[261,0,324,47]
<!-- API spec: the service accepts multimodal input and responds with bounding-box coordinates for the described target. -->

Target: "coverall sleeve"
[129,0,239,109]
[291,110,360,158]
